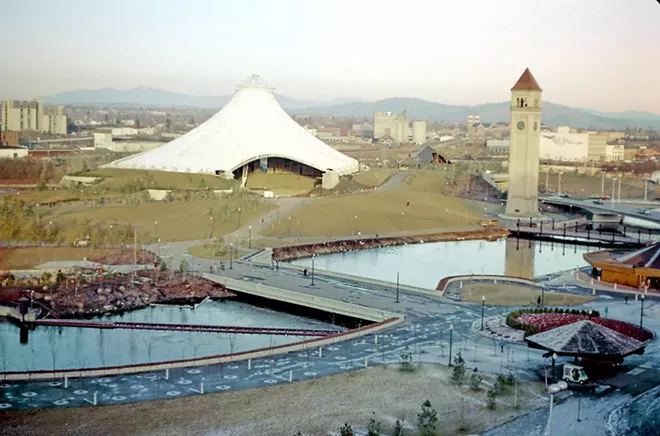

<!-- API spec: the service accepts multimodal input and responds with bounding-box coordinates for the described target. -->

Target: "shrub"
[417,400,438,436]
[470,372,484,391]
[452,352,466,384]
[486,386,498,409]
[339,423,354,436]
[399,347,415,372]
[367,416,381,436]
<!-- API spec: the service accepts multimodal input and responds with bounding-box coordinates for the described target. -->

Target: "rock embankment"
[272,227,509,261]
[1,270,234,318]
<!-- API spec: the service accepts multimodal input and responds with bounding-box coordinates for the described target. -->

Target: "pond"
[292,238,590,289]
[0,300,331,372]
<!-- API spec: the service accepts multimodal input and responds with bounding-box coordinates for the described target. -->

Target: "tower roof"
[511,68,542,92]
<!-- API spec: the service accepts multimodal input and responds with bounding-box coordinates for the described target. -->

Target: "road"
[541,196,660,225]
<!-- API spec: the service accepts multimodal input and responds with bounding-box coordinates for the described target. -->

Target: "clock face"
[534,122,538,131]
[517,121,525,131]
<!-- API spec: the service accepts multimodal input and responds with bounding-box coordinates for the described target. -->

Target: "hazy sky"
[1,0,659,112]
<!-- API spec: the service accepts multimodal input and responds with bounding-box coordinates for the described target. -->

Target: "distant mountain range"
[44,87,660,130]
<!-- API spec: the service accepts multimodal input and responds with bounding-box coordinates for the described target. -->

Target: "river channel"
[0,300,331,372]
[292,238,590,289]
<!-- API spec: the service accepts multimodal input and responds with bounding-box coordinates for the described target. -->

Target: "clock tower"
[505,68,542,218]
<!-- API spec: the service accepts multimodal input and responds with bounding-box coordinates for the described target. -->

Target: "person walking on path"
[604,306,609,318]
[500,338,505,353]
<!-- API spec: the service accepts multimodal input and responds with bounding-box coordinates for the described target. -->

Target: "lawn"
[187,243,251,260]
[352,168,395,187]
[0,247,126,270]
[460,283,595,307]
[260,189,485,239]
[405,169,450,194]
[41,197,275,243]
[85,168,237,191]
[245,172,316,196]
[0,365,546,436]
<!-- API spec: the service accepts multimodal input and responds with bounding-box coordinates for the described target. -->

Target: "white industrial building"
[373,110,409,143]
[540,126,589,162]
[103,75,359,181]
[412,121,427,144]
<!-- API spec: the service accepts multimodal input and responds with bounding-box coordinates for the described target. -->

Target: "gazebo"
[525,320,646,363]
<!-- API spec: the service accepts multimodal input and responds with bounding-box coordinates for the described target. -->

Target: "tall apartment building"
[373,110,409,143]
[1,99,67,134]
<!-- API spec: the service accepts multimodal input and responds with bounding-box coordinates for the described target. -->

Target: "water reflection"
[293,238,589,289]
[0,301,330,372]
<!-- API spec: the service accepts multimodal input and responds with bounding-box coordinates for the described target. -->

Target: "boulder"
[33,292,44,300]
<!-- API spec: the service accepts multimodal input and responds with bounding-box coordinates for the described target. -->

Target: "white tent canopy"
[103,75,359,177]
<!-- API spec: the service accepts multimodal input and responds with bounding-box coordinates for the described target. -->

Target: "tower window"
[523,97,528,107]
[516,98,520,107]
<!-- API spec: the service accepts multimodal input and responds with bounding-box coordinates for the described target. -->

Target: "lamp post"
[237,207,242,229]
[354,215,358,236]
[640,294,645,328]
[154,220,158,242]
[480,295,485,330]
[311,254,315,286]
[541,286,545,308]
[396,271,400,303]
[248,225,252,249]
[209,216,213,238]
[288,216,292,243]
[229,242,233,269]
[618,177,622,203]
[547,382,568,436]
[611,178,616,208]
[558,172,563,194]
[448,323,454,366]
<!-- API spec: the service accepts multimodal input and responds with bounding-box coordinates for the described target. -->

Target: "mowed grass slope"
[0,247,124,270]
[42,198,275,242]
[352,168,395,187]
[86,168,236,190]
[261,189,485,239]
[460,283,595,307]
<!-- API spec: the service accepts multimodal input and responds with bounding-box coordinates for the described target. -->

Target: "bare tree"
[47,332,59,373]
[228,334,237,361]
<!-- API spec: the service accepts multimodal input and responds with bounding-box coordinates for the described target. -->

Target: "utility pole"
[133,225,138,276]
[618,177,622,203]
[601,172,605,197]
[645,179,649,203]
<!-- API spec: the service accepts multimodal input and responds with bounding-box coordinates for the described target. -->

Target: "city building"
[398,145,449,168]
[505,68,542,218]
[486,139,510,153]
[412,121,427,144]
[1,99,67,134]
[373,110,409,143]
[605,144,624,162]
[0,131,19,146]
[540,126,589,162]
[103,75,359,183]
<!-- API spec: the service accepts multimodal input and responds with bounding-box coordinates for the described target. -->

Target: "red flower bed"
[517,313,653,342]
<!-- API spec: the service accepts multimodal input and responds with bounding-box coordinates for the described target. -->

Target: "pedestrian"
[604,306,609,318]
[537,295,541,307]
[624,295,629,305]
[210,265,213,274]
[500,339,505,354]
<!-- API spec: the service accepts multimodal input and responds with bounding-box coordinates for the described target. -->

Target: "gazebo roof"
[613,242,660,269]
[525,320,645,357]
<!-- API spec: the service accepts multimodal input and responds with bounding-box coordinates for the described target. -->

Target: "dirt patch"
[461,283,595,306]
[0,365,547,436]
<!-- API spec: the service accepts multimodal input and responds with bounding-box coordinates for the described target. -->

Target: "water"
[292,238,590,289]
[0,300,331,372]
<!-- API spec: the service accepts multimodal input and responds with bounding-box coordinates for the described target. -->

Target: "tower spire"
[511,68,542,91]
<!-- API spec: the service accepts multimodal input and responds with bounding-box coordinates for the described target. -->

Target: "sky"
[1,0,659,113]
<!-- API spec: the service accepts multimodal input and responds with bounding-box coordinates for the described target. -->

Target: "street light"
[396,271,400,303]
[547,382,568,436]
[248,225,252,249]
[311,254,316,286]
[229,242,233,269]
[209,216,214,238]
[611,178,617,208]
[480,295,485,330]
[354,215,358,236]
[448,323,454,366]
[558,172,563,194]
[237,207,242,228]
[288,216,292,242]
[154,220,158,241]
[640,294,645,328]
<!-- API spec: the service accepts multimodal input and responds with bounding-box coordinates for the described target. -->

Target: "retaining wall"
[436,274,543,293]
[0,305,37,322]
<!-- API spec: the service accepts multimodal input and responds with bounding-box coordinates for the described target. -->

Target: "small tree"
[367,414,381,436]
[451,352,466,384]
[486,386,498,409]
[469,371,484,391]
[179,259,188,274]
[159,261,167,272]
[392,418,405,436]
[417,400,438,436]
[339,423,354,436]
[399,347,414,372]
